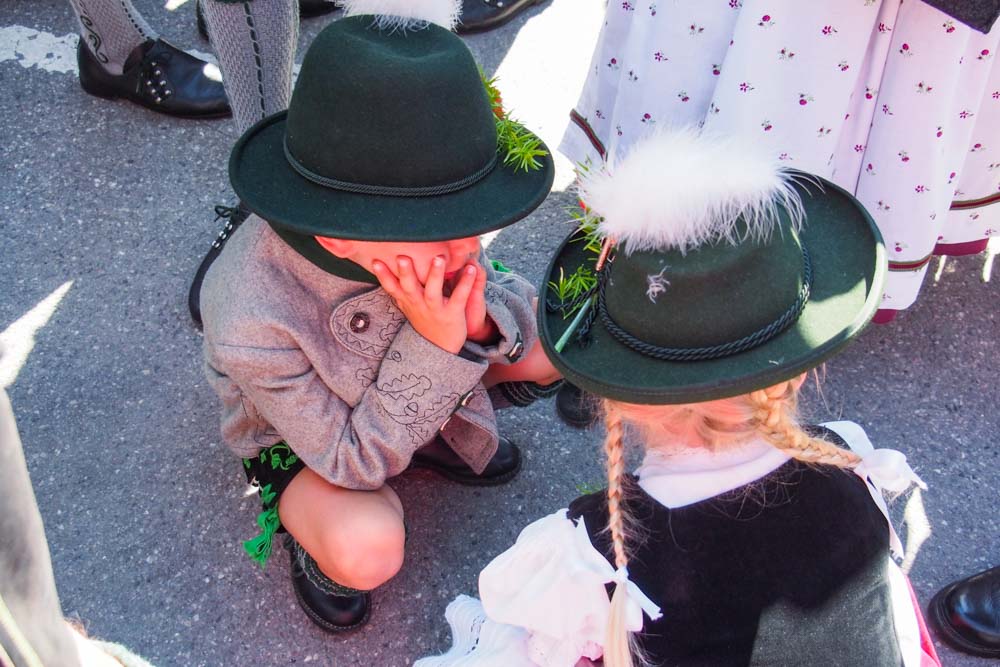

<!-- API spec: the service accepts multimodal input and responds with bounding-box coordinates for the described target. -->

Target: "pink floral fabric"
[561,0,1000,311]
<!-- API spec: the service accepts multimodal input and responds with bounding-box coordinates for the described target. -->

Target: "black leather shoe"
[555,383,599,429]
[285,536,370,633]
[196,0,339,40]
[456,0,547,34]
[188,203,251,330]
[410,436,521,486]
[928,565,1000,658]
[77,38,230,119]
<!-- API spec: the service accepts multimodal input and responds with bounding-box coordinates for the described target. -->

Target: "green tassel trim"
[481,72,548,172]
[490,259,512,274]
[243,503,280,569]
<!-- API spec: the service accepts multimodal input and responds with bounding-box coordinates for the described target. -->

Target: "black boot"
[456,0,548,34]
[188,203,251,330]
[928,565,1000,658]
[410,436,521,486]
[554,383,599,429]
[77,38,230,119]
[285,536,370,633]
[196,0,339,40]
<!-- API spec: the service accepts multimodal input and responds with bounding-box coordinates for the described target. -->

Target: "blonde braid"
[602,404,647,667]
[749,382,861,469]
[604,405,629,569]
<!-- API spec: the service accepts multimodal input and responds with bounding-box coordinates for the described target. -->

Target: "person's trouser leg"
[67,0,156,75]
[200,0,299,135]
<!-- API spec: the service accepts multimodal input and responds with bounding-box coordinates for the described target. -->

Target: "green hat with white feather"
[539,127,886,404]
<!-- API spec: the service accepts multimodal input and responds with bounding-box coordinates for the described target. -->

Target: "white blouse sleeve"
[478,509,661,667]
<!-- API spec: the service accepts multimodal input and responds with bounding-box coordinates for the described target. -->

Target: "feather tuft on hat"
[342,0,462,31]
[580,127,806,254]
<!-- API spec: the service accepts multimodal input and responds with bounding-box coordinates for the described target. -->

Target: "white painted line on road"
[0,280,74,389]
[0,24,222,75]
[0,25,79,73]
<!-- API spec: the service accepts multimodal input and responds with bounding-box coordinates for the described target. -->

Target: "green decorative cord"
[481,72,548,172]
[261,442,299,471]
[490,259,512,273]
[244,482,279,569]
[242,443,299,569]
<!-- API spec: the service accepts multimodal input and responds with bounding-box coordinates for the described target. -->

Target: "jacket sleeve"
[216,323,487,490]
[461,254,539,365]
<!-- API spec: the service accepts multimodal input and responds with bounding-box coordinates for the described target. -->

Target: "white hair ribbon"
[612,565,663,624]
[821,421,927,559]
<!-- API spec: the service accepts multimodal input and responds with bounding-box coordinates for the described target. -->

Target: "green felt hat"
[539,130,886,405]
[229,8,553,243]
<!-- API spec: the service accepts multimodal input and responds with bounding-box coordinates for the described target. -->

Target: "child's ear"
[315,236,354,258]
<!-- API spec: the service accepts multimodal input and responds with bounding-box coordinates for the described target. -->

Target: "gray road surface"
[1,1,998,665]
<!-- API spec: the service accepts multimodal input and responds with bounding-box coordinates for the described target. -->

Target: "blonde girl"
[416,128,939,666]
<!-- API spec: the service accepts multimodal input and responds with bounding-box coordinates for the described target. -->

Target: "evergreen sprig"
[548,265,597,318]
[568,206,604,256]
[482,72,549,172]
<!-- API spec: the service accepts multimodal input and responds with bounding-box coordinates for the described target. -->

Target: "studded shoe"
[284,536,371,633]
[77,38,230,119]
[188,203,251,329]
[456,0,548,34]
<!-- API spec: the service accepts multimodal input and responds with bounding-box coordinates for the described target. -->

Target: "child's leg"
[278,469,405,591]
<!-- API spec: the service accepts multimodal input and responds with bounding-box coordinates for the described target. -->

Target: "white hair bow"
[822,421,927,558]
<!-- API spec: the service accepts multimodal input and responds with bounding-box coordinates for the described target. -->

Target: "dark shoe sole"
[292,584,371,634]
[927,582,1000,659]
[456,0,547,34]
[408,451,522,487]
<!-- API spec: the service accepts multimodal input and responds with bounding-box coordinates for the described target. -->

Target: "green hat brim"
[538,175,887,405]
[229,112,555,241]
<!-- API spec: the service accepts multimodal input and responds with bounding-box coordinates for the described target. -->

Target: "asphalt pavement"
[1,1,998,665]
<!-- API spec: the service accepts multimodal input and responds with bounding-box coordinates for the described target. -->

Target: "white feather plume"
[342,0,461,31]
[580,127,806,254]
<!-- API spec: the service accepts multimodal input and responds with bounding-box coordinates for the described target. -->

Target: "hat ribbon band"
[597,246,813,362]
[283,140,499,198]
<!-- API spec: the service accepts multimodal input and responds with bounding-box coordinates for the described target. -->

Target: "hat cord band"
[597,247,813,362]
[283,140,499,197]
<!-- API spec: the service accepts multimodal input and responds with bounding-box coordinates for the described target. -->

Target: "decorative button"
[349,312,370,333]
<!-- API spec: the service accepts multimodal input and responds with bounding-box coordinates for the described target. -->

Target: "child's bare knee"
[316,522,405,590]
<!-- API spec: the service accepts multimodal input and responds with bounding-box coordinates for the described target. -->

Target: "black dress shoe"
[77,38,230,119]
[928,565,1000,658]
[456,0,547,34]
[196,0,339,40]
[410,436,521,486]
[555,383,599,429]
[285,536,370,633]
[188,203,251,330]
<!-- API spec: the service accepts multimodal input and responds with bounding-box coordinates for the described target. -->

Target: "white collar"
[636,438,791,508]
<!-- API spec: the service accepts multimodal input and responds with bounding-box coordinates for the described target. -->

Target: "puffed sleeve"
[478,509,661,667]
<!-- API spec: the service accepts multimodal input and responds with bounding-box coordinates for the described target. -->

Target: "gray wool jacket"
[201,216,537,491]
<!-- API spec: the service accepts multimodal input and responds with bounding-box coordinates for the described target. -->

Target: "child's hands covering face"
[373,256,478,354]
[463,263,498,344]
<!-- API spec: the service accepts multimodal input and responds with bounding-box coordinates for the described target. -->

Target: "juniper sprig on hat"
[539,127,886,405]
[228,0,554,244]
